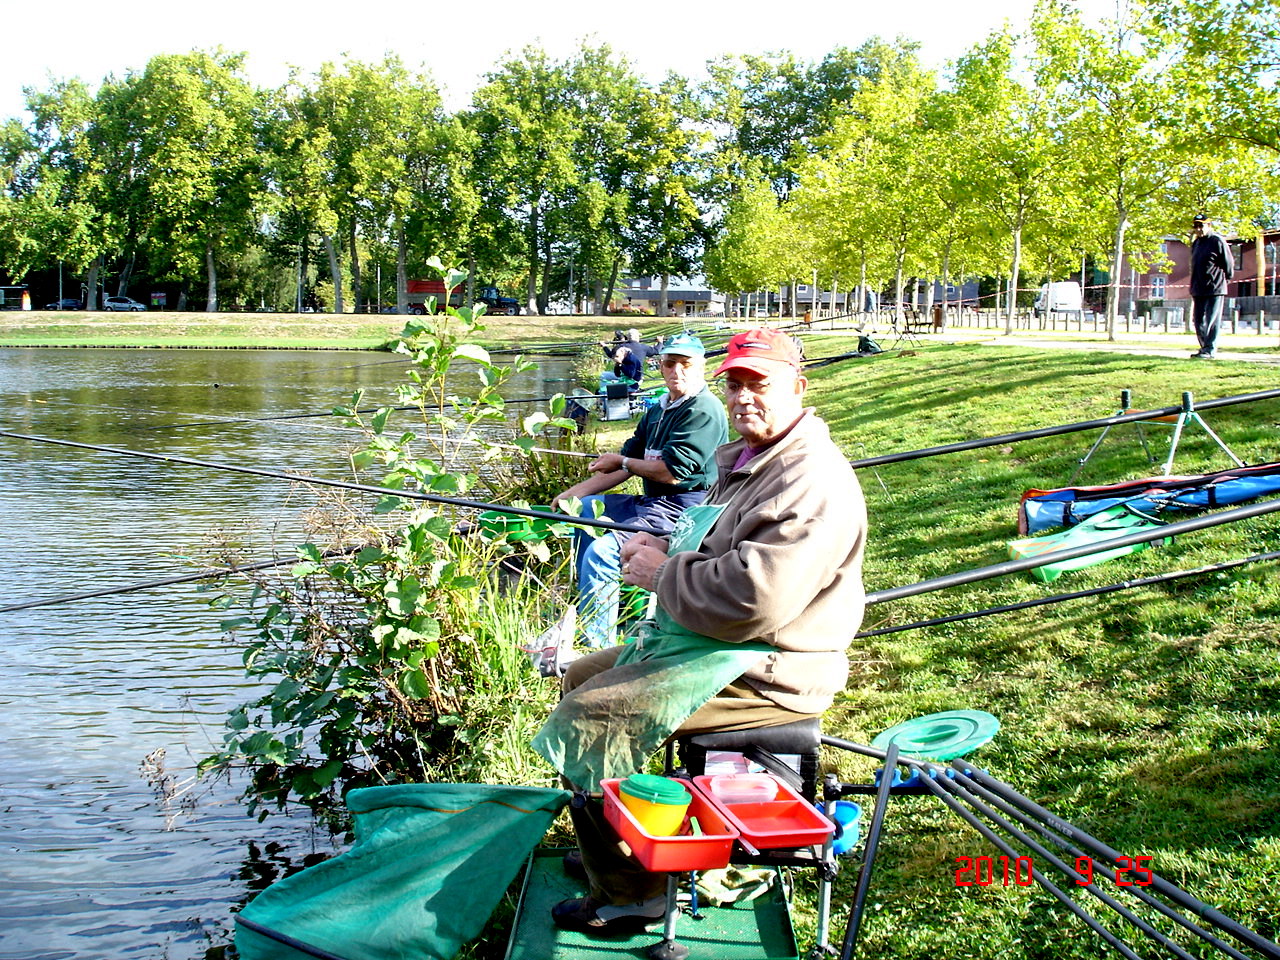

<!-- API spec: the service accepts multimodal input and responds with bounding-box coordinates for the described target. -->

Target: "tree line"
[0,0,1275,331]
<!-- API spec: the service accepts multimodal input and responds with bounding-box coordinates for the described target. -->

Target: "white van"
[1034,281,1084,317]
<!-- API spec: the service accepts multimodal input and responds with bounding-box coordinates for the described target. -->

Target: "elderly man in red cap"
[536,328,867,935]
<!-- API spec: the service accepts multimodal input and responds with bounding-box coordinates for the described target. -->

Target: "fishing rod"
[856,549,1280,637]
[948,764,1280,959]
[864,496,1280,605]
[942,768,1261,960]
[818,733,1280,960]
[915,774,1147,960]
[848,387,1280,470]
[0,548,360,614]
[141,386,663,431]
[0,430,651,535]
[935,775,1233,960]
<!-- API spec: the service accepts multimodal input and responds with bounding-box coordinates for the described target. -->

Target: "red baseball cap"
[712,328,804,377]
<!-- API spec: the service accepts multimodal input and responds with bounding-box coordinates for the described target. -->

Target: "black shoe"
[562,849,587,883]
[1190,351,1212,359]
[551,895,666,936]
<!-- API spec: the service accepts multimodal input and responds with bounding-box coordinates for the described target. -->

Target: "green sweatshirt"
[620,385,728,497]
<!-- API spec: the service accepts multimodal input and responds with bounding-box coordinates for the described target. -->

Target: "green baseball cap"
[661,333,705,357]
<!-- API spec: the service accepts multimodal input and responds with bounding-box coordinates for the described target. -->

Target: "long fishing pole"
[943,767,1259,960]
[934,773,1219,960]
[864,497,1280,605]
[856,549,1280,637]
[0,549,359,614]
[0,559,278,614]
[848,387,1280,470]
[823,733,1280,958]
[0,430,650,535]
[141,386,663,430]
[949,763,1280,960]
[914,773,1148,960]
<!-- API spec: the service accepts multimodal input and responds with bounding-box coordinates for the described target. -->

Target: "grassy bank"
[0,310,643,349]
[790,342,1280,958]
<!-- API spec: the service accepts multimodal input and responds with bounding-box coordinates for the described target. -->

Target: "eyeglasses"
[661,357,695,369]
[724,377,774,396]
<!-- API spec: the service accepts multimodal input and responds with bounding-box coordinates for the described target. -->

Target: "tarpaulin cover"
[1017,461,1280,535]
[235,783,570,960]
[1007,504,1170,582]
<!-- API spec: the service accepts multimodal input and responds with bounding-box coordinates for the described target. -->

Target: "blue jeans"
[573,491,706,648]
[1193,295,1225,355]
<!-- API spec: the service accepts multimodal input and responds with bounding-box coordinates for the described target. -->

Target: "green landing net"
[236,783,570,960]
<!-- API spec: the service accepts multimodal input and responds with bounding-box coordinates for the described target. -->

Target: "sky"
[1,0,1123,121]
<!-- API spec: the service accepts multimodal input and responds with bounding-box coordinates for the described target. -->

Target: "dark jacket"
[1190,232,1234,298]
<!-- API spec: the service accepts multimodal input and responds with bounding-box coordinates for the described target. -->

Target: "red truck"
[404,280,521,315]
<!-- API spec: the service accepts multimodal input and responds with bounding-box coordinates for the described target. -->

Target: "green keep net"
[236,783,571,960]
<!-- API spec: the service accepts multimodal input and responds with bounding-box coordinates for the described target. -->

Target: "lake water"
[0,347,577,960]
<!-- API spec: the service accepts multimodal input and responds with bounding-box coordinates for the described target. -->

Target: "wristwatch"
[621,457,631,474]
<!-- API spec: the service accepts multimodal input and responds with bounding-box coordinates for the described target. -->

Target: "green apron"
[532,504,772,790]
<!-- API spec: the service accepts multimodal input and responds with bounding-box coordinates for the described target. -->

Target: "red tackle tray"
[692,775,836,850]
[601,777,739,872]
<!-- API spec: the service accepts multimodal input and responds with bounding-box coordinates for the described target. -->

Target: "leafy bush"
[200,261,577,818]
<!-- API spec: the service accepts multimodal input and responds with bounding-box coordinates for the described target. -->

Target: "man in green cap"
[553,334,727,649]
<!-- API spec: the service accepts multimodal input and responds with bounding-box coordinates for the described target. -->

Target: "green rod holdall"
[1007,504,1170,583]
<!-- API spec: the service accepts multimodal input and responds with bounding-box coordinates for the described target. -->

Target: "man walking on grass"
[1189,214,1234,360]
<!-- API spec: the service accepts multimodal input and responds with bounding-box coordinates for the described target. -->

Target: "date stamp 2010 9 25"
[955,855,1155,887]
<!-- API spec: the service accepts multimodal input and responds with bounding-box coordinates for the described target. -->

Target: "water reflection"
[0,347,576,960]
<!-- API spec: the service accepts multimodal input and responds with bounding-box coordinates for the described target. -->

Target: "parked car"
[44,298,83,310]
[103,296,147,312]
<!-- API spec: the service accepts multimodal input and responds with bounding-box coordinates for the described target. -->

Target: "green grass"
[488,341,1278,959]
[790,342,1280,958]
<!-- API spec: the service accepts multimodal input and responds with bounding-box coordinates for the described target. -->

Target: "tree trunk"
[1005,225,1023,336]
[601,257,622,317]
[526,199,541,315]
[205,244,218,312]
[396,223,408,315]
[538,232,553,315]
[1106,214,1129,342]
[176,288,188,311]
[466,251,477,310]
[116,254,135,297]
[349,223,363,313]
[859,261,867,315]
[789,279,798,318]
[658,273,670,317]
[85,257,101,311]
[940,240,952,331]
[324,233,343,314]
[893,246,906,325]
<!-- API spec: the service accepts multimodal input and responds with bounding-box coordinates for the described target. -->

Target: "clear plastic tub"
[706,773,778,804]
[693,775,836,850]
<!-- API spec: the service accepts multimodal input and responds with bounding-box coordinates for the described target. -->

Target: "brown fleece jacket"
[653,409,867,713]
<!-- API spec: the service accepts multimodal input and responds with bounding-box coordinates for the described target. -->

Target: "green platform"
[504,848,799,960]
